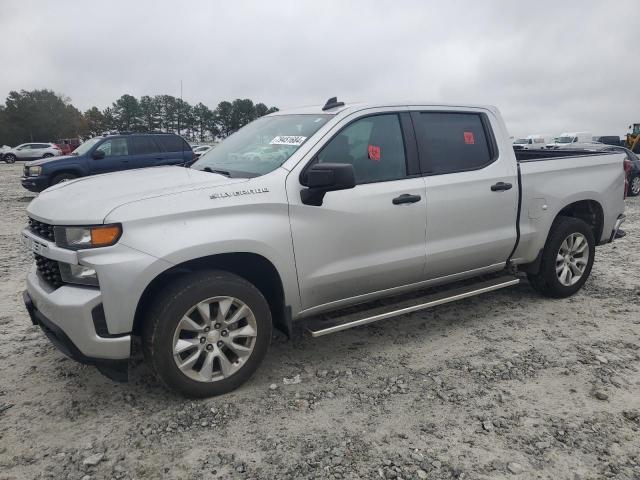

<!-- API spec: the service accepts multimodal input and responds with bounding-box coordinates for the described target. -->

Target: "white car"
[0,145,11,159]
[546,132,593,149]
[3,143,62,163]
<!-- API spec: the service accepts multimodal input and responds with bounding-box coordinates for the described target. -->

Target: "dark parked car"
[593,135,623,146]
[602,146,640,197]
[21,133,194,192]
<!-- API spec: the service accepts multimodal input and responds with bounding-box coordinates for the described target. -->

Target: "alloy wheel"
[172,296,258,382]
[555,232,589,286]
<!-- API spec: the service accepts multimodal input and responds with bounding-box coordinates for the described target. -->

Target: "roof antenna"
[322,96,345,111]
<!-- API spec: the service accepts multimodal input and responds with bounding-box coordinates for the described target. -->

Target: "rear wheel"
[629,175,640,197]
[42,153,54,158]
[527,216,595,298]
[51,173,77,185]
[4,154,16,164]
[142,270,272,397]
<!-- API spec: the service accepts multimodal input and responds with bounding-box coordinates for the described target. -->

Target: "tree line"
[0,89,278,146]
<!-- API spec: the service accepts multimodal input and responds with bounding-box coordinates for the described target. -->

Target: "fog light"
[59,262,99,286]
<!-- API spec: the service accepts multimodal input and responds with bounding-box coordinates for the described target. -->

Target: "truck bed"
[512,149,625,265]
[514,148,616,162]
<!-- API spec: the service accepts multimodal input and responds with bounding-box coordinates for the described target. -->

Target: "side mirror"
[92,150,106,160]
[301,162,356,206]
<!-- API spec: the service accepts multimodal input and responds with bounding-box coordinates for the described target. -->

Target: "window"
[131,136,161,155]
[35,144,49,149]
[415,112,493,174]
[193,115,331,177]
[316,114,407,184]
[157,135,189,153]
[96,138,128,157]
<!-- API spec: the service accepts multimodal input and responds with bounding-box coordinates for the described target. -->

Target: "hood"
[26,154,76,167]
[27,166,246,224]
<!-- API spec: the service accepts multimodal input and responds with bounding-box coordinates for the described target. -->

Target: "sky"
[1,0,638,138]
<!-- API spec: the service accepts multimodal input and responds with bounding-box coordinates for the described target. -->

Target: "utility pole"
[178,80,183,135]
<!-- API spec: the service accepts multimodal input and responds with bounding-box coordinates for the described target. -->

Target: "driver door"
[90,138,133,174]
[16,144,34,160]
[287,111,427,312]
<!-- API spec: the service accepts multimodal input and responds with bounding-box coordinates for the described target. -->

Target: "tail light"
[623,158,632,198]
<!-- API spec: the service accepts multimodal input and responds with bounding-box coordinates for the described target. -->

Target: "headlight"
[28,166,42,176]
[54,224,122,250]
[58,262,99,286]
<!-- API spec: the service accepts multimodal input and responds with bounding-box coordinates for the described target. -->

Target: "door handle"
[392,193,421,205]
[491,182,512,191]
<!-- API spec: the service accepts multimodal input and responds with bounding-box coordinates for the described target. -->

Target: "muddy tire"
[527,216,595,298]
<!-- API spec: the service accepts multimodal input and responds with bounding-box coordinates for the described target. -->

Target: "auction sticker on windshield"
[270,136,306,146]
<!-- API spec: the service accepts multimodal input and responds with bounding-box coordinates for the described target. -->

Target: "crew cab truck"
[21,99,626,397]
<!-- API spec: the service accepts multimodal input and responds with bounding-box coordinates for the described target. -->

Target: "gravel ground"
[0,162,639,480]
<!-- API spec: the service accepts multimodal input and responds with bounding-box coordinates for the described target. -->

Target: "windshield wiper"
[203,167,231,177]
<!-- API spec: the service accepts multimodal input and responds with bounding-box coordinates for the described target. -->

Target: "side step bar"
[306,275,520,337]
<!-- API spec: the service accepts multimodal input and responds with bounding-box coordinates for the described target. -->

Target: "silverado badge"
[210,187,269,199]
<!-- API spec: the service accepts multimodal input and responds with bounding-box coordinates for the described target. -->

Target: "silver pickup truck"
[21,98,626,397]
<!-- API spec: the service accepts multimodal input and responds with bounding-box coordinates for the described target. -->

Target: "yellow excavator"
[626,123,640,153]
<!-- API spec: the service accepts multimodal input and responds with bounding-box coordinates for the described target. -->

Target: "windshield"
[192,114,332,177]
[72,137,103,156]
[513,138,529,144]
[556,136,576,144]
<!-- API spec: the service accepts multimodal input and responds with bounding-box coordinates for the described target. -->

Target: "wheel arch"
[555,199,604,243]
[132,252,290,338]
[50,168,84,184]
[520,199,603,275]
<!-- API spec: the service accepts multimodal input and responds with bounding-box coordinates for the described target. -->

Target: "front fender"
[106,175,301,320]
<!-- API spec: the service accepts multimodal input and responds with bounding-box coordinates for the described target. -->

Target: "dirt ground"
[0,162,638,480]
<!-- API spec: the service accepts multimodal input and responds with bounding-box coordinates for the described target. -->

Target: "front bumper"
[21,175,49,192]
[24,266,131,380]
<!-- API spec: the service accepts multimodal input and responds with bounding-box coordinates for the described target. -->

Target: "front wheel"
[629,175,640,197]
[142,270,272,397]
[527,216,595,298]
[4,154,16,164]
[51,173,77,185]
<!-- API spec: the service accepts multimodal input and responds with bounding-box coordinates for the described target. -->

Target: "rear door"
[156,135,192,166]
[411,109,518,279]
[90,137,134,174]
[130,135,163,168]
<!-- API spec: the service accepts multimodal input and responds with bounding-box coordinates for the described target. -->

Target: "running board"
[306,275,520,337]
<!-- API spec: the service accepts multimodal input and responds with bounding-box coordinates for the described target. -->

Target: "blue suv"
[21,133,194,192]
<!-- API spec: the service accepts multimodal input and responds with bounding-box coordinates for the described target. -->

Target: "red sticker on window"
[368,144,381,161]
[464,131,475,144]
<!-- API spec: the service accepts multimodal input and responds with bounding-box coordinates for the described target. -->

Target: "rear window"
[131,136,161,155]
[415,112,494,175]
[156,135,190,153]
